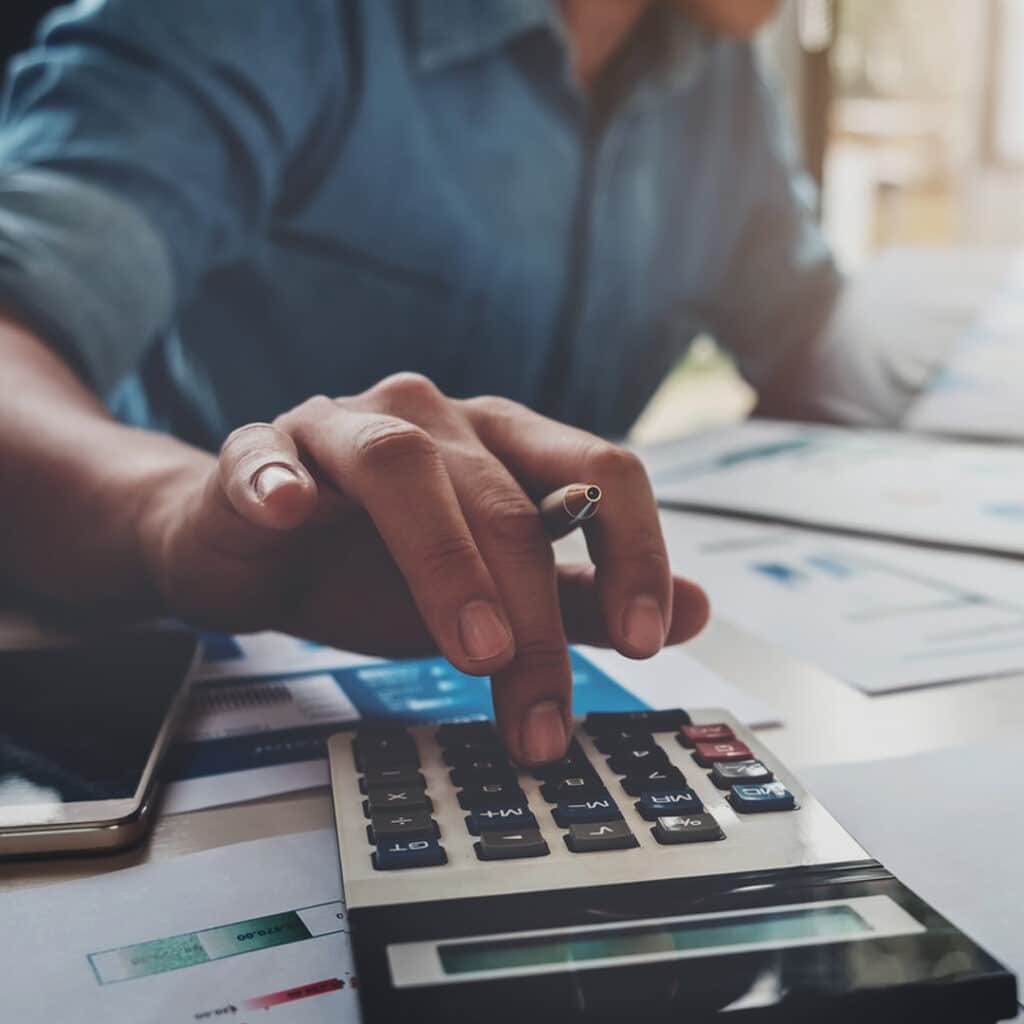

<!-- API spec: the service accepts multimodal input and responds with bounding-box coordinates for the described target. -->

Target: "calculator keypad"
[353,709,798,873]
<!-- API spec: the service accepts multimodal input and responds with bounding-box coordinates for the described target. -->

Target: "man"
[0,0,892,764]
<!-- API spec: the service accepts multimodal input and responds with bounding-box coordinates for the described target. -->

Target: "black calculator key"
[359,767,425,793]
[459,780,526,809]
[709,759,774,789]
[584,709,691,735]
[354,729,416,760]
[651,813,724,845]
[565,820,639,853]
[436,721,496,747]
[607,745,669,775]
[442,740,504,766]
[367,810,439,844]
[530,739,588,780]
[355,748,421,773]
[465,804,537,834]
[363,785,432,816]
[449,759,515,788]
[635,789,702,820]
[475,828,550,860]
[728,782,796,813]
[540,774,605,804]
[593,729,656,755]
[372,837,447,870]
[553,795,622,827]
[620,766,686,796]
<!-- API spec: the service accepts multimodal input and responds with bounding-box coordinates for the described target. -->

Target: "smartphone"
[0,626,200,856]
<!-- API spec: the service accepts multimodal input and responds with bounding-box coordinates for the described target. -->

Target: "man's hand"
[143,373,709,764]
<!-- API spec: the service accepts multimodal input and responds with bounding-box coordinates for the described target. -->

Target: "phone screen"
[0,628,197,813]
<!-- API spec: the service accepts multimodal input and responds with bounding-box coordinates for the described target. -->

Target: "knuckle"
[417,532,482,581]
[464,394,524,421]
[275,394,335,430]
[630,533,671,573]
[477,489,547,552]
[353,418,438,471]
[586,441,648,485]
[509,636,569,675]
[376,372,445,412]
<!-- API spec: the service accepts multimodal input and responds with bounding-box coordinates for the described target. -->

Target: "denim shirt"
[0,0,839,447]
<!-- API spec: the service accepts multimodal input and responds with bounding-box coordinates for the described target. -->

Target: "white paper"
[804,745,1024,992]
[0,829,356,1023]
[649,418,1024,558]
[907,254,1024,441]
[163,637,778,815]
[660,510,1024,693]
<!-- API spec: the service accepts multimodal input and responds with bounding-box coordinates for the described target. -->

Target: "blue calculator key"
[552,795,622,827]
[466,804,537,834]
[372,837,447,870]
[635,788,703,820]
[728,782,796,813]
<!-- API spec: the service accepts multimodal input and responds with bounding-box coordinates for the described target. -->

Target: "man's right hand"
[141,372,708,764]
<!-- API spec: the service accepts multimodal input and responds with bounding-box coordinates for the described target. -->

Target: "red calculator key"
[678,723,735,748]
[692,740,752,767]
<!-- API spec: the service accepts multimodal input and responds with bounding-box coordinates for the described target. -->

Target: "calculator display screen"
[439,905,870,976]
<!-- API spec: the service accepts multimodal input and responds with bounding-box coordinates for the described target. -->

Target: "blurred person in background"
[0,0,899,763]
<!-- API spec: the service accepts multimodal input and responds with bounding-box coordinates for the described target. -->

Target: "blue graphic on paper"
[196,630,244,661]
[167,648,644,782]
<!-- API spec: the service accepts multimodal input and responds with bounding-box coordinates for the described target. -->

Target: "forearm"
[0,315,212,610]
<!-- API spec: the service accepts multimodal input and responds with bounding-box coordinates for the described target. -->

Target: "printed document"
[0,829,355,1023]
[660,510,1024,693]
[649,418,1024,558]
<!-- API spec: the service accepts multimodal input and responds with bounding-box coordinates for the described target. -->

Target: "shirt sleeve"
[0,0,344,394]
[702,45,956,427]
[699,44,845,417]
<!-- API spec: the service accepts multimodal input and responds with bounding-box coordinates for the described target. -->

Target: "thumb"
[213,422,319,537]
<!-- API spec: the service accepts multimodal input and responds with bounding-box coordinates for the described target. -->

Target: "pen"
[539,483,602,539]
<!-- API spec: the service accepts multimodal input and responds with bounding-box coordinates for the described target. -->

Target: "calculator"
[328,709,1016,1023]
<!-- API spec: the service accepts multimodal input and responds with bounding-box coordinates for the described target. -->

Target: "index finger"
[463,397,683,660]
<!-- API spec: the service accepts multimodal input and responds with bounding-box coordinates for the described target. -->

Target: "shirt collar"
[413,0,713,106]
[414,0,557,73]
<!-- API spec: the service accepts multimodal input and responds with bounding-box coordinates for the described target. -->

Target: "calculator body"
[328,710,1016,1023]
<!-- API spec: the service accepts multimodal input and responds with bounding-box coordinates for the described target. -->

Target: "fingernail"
[623,594,665,655]
[522,699,567,763]
[254,464,299,501]
[458,600,512,661]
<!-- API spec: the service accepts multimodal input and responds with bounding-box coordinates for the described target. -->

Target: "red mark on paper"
[243,977,344,1010]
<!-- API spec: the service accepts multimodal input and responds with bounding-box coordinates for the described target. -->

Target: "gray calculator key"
[651,813,724,845]
[565,820,639,853]
[367,810,439,844]
[709,759,774,789]
[474,828,550,860]
[363,785,432,817]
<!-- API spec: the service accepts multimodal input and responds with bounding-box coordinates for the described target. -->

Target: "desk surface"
[4,558,1023,895]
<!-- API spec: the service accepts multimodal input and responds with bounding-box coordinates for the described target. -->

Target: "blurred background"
[3,0,1023,442]
[636,0,1024,441]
